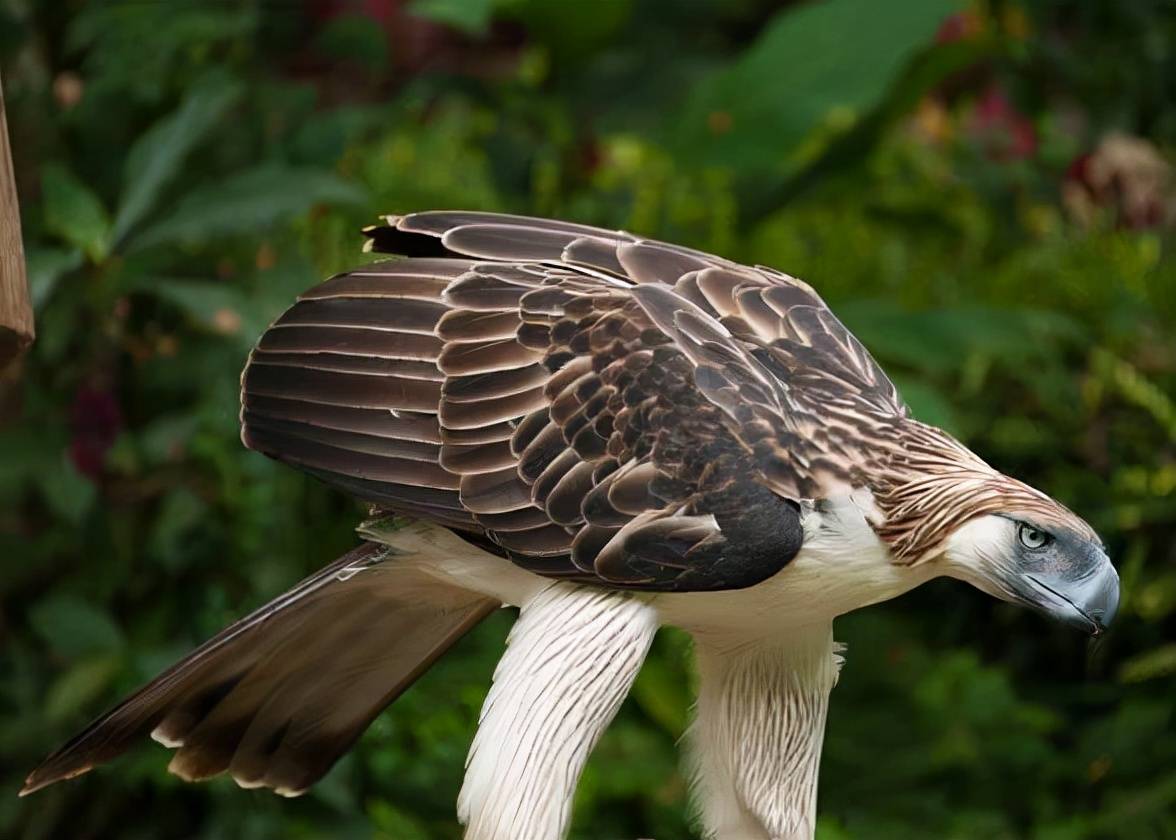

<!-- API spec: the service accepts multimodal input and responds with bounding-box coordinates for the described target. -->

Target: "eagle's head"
[870,424,1119,636]
[941,494,1119,636]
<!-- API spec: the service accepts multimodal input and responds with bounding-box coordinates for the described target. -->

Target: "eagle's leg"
[688,624,841,840]
[458,582,658,840]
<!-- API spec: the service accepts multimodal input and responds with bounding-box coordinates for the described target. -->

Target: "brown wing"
[241,211,907,590]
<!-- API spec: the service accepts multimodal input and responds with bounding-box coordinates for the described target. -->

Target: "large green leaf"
[128,166,366,250]
[743,36,995,222]
[675,0,958,170]
[112,72,242,244]
[41,164,112,263]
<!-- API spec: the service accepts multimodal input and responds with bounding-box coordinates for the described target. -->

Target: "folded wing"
[241,212,911,591]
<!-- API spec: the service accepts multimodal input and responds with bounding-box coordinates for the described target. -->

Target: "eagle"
[24,211,1119,840]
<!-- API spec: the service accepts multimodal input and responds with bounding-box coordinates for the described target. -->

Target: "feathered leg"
[458,582,658,840]
[688,624,841,840]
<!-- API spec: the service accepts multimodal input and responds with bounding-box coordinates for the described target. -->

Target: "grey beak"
[1025,552,1119,636]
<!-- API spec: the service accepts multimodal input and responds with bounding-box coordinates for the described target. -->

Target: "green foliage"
[130,166,366,251]
[40,163,111,262]
[410,0,506,36]
[677,0,959,169]
[2,1,1175,839]
[112,72,243,244]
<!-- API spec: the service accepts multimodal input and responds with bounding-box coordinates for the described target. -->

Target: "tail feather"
[22,542,497,797]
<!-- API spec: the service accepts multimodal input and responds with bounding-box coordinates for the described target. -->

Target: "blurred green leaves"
[1091,349,1176,442]
[678,0,958,169]
[1119,643,1176,683]
[113,72,243,245]
[41,164,111,262]
[67,2,256,104]
[130,167,366,251]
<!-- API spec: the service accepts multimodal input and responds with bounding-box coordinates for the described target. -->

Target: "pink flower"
[967,86,1037,161]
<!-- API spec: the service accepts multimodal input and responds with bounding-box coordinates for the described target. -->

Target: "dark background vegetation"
[2,1,1174,838]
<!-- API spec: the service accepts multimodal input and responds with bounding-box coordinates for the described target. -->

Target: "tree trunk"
[0,71,34,367]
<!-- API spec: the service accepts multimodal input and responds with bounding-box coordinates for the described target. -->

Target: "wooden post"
[0,71,34,366]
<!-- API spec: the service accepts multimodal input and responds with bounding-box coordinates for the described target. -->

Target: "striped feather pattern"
[241,210,1081,583]
[21,542,499,798]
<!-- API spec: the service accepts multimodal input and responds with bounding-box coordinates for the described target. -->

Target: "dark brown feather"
[250,351,443,380]
[436,309,523,342]
[441,223,581,262]
[439,385,549,430]
[544,460,597,525]
[258,326,442,360]
[442,363,547,402]
[459,466,535,513]
[244,426,458,489]
[300,271,452,301]
[440,421,517,445]
[437,338,541,375]
[243,413,439,462]
[243,364,441,411]
[275,297,447,334]
[439,440,517,474]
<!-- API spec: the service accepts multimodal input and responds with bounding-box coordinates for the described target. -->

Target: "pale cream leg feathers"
[689,625,841,840]
[458,583,658,840]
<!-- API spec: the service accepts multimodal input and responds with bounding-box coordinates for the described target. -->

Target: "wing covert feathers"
[240,210,920,588]
[22,543,497,797]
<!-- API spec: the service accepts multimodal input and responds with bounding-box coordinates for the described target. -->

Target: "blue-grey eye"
[1018,523,1051,550]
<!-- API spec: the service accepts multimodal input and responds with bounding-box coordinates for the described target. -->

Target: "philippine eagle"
[24,212,1119,840]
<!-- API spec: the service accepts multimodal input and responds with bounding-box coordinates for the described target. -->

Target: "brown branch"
[0,70,34,367]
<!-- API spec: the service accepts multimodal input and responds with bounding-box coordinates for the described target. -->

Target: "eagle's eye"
[1017,523,1052,550]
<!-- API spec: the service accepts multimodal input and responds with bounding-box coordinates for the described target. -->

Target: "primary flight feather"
[25,211,1119,840]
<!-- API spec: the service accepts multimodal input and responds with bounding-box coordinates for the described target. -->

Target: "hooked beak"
[1021,551,1120,636]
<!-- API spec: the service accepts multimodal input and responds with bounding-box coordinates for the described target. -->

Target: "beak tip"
[1022,554,1119,637]
[1090,564,1120,633]
[1085,591,1119,637]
